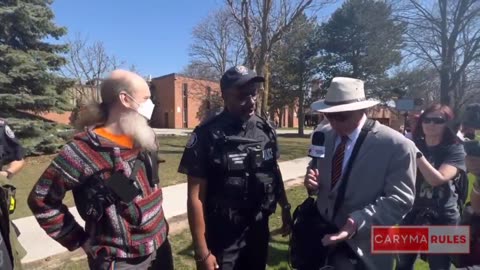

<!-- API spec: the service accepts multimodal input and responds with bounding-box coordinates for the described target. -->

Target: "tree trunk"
[439,0,451,106]
[279,109,284,128]
[256,59,267,115]
[298,86,305,136]
[262,61,270,117]
[440,70,450,105]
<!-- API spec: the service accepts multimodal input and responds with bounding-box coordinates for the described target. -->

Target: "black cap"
[220,65,265,91]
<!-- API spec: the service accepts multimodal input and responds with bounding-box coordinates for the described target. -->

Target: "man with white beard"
[28,70,174,270]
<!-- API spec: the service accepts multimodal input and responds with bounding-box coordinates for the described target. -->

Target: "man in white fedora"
[303,77,418,270]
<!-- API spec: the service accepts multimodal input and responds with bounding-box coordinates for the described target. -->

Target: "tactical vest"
[206,119,280,223]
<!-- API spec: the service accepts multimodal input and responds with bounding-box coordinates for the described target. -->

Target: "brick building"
[272,106,299,128]
[149,73,221,129]
[149,73,302,129]
[34,73,302,129]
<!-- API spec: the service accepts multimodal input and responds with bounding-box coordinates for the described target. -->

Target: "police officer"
[178,65,293,270]
[0,119,27,270]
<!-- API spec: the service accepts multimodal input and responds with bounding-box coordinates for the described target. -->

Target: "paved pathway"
[14,157,310,264]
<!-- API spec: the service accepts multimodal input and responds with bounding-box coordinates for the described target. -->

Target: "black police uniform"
[0,120,24,167]
[0,119,25,270]
[178,110,282,270]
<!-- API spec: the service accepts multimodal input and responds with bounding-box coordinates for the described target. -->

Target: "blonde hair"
[73,76,134,130]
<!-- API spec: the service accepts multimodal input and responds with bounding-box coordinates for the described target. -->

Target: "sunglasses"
[422,117,446,124]
[324,112,350,122]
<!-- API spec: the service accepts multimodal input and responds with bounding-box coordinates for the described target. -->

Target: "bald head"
[100,69,150,105]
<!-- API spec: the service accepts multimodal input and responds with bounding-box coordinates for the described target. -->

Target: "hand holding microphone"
[304,168,320,192]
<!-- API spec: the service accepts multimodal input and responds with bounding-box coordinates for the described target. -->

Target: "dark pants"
[87,238,174,270]
[302,244,366,270]
[395,212,459,270]
[207,216,270,270]
[396,253,451,270]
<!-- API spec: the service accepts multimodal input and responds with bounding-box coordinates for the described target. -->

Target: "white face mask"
[125,93,155,120]
[136,99,155,120]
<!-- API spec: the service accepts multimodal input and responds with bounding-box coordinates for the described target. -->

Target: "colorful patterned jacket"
[27,129,167,258]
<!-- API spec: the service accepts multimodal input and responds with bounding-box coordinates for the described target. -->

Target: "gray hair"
[73,77,134,130]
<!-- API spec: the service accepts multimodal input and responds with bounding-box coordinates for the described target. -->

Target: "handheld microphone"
[307,131,325,196]
[308,131,325,163]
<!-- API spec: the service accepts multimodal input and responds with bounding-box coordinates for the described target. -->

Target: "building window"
[183,83,188,128]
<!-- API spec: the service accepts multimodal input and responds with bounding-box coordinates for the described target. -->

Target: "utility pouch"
[2,185,15,214]
[105,171,141,203]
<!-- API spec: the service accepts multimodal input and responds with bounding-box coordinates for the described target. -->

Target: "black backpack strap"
[138,150,160,188]
[454,171,468,214]
[130,159,143,180]
[332,119,375,220]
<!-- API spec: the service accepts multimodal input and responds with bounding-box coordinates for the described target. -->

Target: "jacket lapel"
[324,130,335,191]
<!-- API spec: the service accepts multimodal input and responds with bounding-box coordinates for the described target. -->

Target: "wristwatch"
[416,151,423,159]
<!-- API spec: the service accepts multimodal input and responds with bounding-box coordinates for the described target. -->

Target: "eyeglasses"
[422,117,446,125]
[324,112,350,122]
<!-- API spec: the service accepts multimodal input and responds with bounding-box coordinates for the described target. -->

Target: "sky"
[50,0,342,79]
[50,0,222,78]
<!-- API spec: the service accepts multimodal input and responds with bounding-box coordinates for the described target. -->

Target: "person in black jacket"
[178,65,292,270]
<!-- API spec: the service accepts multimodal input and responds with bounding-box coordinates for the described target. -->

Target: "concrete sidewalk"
[14,157,310,264]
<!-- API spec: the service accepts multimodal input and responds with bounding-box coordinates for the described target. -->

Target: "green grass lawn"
[57,184,442,270]
[11,134,310,219]
[170,185,438,270]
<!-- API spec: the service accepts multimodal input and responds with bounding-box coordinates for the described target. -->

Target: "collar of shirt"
[334,114,367,173]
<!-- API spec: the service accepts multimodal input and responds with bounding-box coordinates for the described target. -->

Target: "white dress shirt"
[333,114,367,176]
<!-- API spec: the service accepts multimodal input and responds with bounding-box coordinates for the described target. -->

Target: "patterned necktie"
[331,136,349,189]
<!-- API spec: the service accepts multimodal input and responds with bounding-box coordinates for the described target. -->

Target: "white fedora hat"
[311,77,380,113]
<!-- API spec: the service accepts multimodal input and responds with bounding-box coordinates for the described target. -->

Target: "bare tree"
[225,0,335,115]
[189,7,246,79]
[180,61,220,82]
[453,60,480,111]
[396,0,480,106]
[61,33,125,104]
[128,64,142,74]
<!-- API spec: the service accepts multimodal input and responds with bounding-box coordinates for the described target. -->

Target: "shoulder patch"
[185,133,198,148]
[5,125,15,139]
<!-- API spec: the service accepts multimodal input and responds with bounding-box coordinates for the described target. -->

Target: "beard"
[119,110,157,151]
